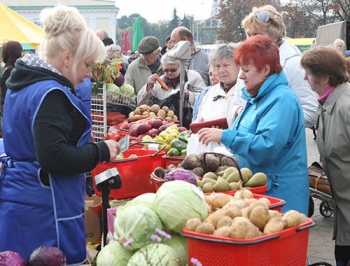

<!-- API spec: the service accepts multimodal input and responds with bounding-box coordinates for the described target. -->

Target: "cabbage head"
[117,193,156,213]
[114,205,163,251]
[96,241,134,266]
[127,243,179,266]
[154,180,208,233]
[164,233,189,266]
[119,84,135,96]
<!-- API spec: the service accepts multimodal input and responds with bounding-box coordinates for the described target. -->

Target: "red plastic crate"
[251,193,285,212]
[182,218,315,266]
[92,149,166,199]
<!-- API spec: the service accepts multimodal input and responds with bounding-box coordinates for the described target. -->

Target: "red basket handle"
[201,152,245,187]
[129,141,166,158]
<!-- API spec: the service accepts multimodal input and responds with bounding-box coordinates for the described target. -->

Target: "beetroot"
[26,246,66,266]
[0,251,26,266]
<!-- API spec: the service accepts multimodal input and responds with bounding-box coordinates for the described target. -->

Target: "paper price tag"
[118,135,129,153]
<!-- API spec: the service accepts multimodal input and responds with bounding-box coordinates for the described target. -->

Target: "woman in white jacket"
[235,5,318,128]
[137,52,206,107]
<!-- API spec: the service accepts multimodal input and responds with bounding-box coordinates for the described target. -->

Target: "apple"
[121,122,129,130]
[147,128,160,137]
[137,122,151,135]
[130,128,138,137]
[151,118,164,129]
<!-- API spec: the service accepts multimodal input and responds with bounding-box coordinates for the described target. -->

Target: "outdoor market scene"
[0,0,349,265]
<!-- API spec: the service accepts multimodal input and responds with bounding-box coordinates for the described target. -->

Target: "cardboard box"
[85,195,102,245]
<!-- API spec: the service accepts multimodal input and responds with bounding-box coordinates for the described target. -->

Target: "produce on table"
[163,233,189,266]
[114,205,163,251]
[127,243,179,266]
[26,246,66,266]
[163,168,199,186]
[197,168,268,193]
[118,193,156,212]
[96,241,134,266]
[185,190,309,239]
[0,251,26,266]
[129,104,178,123]
[154,180,209,233]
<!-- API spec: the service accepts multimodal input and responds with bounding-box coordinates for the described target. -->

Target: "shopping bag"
[186,134,233,156]
[308,161,332,195]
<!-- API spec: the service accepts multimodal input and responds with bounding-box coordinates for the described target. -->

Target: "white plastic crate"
[91,83,107,142]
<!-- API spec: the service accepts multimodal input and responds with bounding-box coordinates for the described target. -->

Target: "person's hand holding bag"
[198,127,223,145]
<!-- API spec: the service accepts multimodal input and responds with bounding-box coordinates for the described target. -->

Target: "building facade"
[1,0,119,43]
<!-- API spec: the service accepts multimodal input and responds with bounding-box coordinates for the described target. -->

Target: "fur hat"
[138,36,160,54]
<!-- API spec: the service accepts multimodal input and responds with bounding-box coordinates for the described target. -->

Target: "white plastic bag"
[186,134,233,156]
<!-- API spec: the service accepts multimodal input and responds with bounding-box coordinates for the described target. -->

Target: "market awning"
[0,3,45,49]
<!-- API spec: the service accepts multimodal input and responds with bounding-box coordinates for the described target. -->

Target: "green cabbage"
[164,233,189,266]
[114,205,163,251]
[127,243,179,266]
[119,84,135,96]
[154,180,208,233]
[118,193,156,213]
[106,83,120,93]
[96,241,134,266]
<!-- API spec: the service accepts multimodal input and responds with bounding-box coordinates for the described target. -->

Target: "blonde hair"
[38,5,106,79]
[242,5,286,46]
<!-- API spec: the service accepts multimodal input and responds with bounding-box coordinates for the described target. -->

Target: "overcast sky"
[115,0,213,23]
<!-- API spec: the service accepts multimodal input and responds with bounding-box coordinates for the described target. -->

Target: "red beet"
[0,251,26,266]
[26,246,66,266]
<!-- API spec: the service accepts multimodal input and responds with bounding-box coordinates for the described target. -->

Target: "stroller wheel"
[319,201,334,217]
[308,196,314,217]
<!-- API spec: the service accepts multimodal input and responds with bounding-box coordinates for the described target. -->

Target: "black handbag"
[150,91,193,129]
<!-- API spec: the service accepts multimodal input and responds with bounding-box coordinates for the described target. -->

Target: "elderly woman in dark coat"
[301,46,350,266]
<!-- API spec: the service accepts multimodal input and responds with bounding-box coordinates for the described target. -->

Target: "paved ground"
[305,128,335,266]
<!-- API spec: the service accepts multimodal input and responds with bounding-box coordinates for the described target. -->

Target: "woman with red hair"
[198,35,309,215]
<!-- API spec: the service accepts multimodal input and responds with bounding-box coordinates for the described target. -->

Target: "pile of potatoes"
[185,189,308,239]
[129,104,178,122]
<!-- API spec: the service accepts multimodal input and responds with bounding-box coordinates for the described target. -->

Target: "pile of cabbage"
[97,180,209,266]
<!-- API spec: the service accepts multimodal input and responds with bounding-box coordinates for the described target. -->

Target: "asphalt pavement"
[305,128,336,266]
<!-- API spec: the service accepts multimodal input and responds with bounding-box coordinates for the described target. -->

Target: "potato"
[268,210,282,218]
[222,205,242,219]
[282,210,301,228]
[216,216,233,229]
[195,222,215,234]
[139,104,149,113]
[185,218,202,232]
[164,117,173,122]
[167,110,175,118]
[157,109,166,118]
[133,108,142,115]
[247,200,267,217]
[299,213,309,224]
[230,217,261,239]
[263,217,285,234]
[142,111,149,116]
[213,226,232,237]
[205,209,224,228]
[162,106,169,112]
[258,197,271,207]
[149,104,160,114]
[249,205,270,231]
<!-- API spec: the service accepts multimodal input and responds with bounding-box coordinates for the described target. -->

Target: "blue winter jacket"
[222,71,309,214]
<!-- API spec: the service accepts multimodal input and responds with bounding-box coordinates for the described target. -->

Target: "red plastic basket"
[182,218,315,266]
[162,155,185,167]
[92,148,166,199]
[150,172,166,191]
[251,193,285,212]
[224,184,268,196]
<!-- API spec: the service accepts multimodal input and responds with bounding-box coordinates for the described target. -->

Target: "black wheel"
[308,196,315,217]
[319,201,334,217]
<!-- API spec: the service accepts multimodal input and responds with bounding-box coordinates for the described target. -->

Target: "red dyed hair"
[234,35,282,75]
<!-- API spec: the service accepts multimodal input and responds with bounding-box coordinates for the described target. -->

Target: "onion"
[26,246,66,266]
[0,251,26,266]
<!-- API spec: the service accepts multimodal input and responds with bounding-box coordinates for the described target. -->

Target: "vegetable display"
[114,205,163,251]
[154,180,209,233]
[96,241,134,266]
[0,251,26,266]
[26,246,66,266]
[127,244,178,266]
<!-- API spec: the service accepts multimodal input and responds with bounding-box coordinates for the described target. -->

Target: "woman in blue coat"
[198,35,309,215]
[0,5,121,265]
